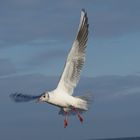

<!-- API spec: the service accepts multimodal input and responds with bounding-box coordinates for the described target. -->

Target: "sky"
[0,0,140,140]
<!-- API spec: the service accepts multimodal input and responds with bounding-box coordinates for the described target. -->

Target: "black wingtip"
[9,92,41,103]
[81,9,87,15]
[81,8,85,13]
[81,9,88,19]
[9,93,21,102]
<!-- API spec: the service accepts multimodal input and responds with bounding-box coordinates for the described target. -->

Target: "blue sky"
[0,0,140,140]
[1,0,140,77]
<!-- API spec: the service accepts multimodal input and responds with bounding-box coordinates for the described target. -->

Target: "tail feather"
[58,93,93,116]
[75,93,93,110]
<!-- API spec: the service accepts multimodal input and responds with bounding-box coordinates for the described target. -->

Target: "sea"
[92,137,140,140]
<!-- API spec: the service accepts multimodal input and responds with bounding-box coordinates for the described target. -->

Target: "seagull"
[10,9,92,128]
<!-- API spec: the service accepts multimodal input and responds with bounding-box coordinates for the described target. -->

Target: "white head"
[38,92,50,102]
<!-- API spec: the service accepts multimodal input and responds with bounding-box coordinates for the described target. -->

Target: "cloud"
[75,75,140,101]
[0,0,140,46]
[1,73,140,103]
[1,73,140,101]
[0,59,16,77]
[26,48,67,66]
[0,74,140,139]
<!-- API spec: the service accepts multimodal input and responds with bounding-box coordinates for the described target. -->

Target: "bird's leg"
[72,107,84,123]
[77,113,84,123]
[64,112,68,128]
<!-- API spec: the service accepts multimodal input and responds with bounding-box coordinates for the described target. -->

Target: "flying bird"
[10,9,92,128]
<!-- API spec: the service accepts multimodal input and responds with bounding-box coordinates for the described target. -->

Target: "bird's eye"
[43,95,46,98]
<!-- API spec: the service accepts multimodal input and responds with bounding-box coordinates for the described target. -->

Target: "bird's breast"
[48,93,75,108]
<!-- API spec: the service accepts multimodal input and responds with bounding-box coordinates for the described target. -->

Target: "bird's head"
[38,92,50,102]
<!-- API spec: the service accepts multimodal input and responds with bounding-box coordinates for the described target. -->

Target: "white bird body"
[46,90,76,108]
[45,89,88,111]
[10,9,92,128]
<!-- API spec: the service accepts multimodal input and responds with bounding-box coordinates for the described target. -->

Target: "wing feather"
[10,93,41,102]
[56,9,89,95]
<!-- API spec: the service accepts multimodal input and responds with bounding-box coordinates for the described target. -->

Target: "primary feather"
[10,93,41,102]
[57,9,89,95]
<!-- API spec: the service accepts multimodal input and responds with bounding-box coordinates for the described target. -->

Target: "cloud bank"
[0,0,140,46]
[0,74,140,139]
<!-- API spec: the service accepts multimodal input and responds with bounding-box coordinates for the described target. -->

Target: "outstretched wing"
[10,93,42,102]
[56,9,89,95]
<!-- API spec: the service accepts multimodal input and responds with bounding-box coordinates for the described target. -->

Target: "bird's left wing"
[56,9,89,95]
[10,93,42,102]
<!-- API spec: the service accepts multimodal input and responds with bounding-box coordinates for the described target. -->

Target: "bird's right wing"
[10,93,42,102]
